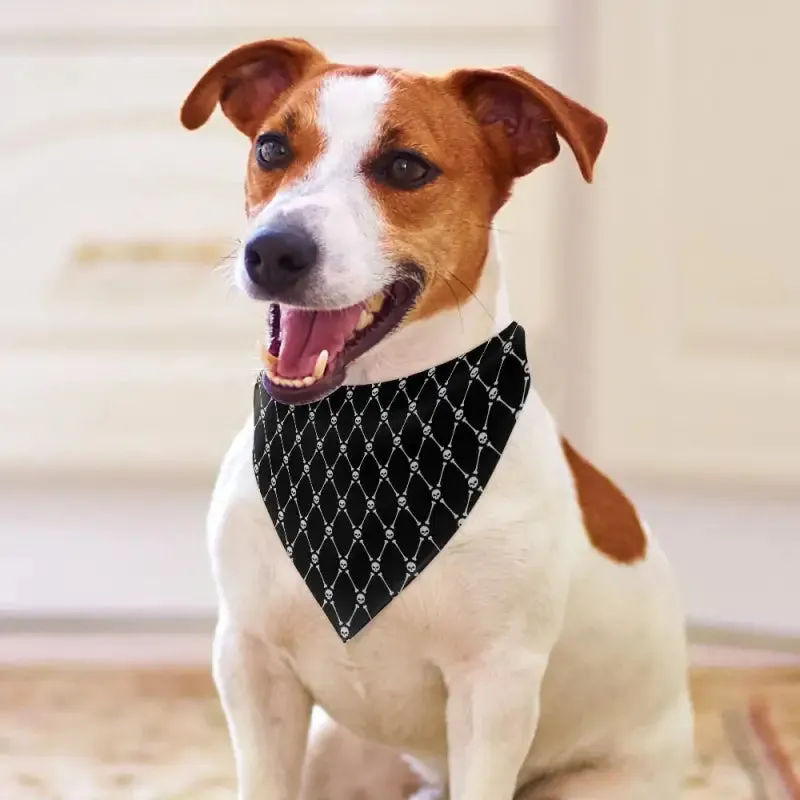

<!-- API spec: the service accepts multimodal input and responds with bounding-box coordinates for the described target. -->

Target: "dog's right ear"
[180,38,328,137]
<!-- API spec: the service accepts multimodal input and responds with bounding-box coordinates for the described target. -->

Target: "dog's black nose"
[243,227,318,295]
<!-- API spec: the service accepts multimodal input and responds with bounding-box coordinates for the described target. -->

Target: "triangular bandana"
[253,322,531,641]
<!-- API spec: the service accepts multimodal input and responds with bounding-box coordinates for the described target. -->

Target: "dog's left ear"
[180,37,328,137]
[444,66,607,182]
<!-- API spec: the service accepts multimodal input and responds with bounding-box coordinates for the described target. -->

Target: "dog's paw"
[300,719,426,800]
[409,788,446,800]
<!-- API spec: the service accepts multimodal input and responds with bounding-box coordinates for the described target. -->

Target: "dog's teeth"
[367,293,384,313]
[313,350,328,379]
[265,369,320,388]
[356,310,374,331]
[265,360,325,388]
[258,341,278,368]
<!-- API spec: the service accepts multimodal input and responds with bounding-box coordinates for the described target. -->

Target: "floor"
[1,665,799,799]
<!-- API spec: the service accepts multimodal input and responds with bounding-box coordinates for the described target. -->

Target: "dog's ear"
[180,38,328,137]
[444,66,607,182]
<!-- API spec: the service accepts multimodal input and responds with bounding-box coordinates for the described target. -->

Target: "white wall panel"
[0,0,552,32]
[589,0,800,486]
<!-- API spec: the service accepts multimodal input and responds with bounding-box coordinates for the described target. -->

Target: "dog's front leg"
[444,652,547,800]
[214,623,312,800]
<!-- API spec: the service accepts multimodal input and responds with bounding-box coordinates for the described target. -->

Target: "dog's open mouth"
[258,279,420,404]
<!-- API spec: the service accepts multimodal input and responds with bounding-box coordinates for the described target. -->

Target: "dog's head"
[181,38,606,403]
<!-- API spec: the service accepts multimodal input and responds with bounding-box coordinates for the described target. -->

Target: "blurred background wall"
[0,0,798,650]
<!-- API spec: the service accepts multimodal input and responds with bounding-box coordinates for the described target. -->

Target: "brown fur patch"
[243,78,325,217]
[362,67,606,323]
[561,438,647,564]
[180,38,328,136]
[369,72,506,323]
[444,67,608,183]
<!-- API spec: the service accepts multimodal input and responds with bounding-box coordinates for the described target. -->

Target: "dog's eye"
[374,150,439,190]
[255,133,293,171]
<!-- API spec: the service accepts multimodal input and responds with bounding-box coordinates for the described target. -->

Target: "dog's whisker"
[432,273,467,335]
[460,219,517,237]
[440,271,495,324]
[212,259,238,295]
[213,248,239,272]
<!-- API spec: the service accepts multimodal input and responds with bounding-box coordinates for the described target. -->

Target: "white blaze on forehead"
[304,72,392,303]
[315,72,391,177]
[311,72,394,304]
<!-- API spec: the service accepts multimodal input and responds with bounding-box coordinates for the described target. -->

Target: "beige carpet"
[0,666,798,799]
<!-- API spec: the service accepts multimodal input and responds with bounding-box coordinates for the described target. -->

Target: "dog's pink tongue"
[278,306,362,379]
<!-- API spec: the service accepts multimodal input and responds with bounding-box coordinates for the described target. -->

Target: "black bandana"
[253,322,530,641]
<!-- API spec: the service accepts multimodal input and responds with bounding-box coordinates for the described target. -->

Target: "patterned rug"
[0,666,798,799]
[687,668,800,800]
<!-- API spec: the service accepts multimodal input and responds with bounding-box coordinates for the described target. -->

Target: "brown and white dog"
[181,38,694,800]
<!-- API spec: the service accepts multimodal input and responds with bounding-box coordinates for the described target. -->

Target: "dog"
[180,37,694,800]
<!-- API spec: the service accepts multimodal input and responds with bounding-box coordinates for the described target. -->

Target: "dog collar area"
[253,321,531,641]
